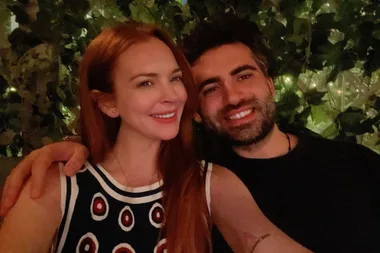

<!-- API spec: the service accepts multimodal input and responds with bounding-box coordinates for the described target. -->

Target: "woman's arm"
[210,165,312,253]
[0,163,63,253]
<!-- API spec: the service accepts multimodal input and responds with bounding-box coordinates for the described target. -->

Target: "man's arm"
[0,141,88,216]
[0,164,62,252]
[210,165,312,253]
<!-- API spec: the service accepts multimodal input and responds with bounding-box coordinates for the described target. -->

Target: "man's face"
[191,43,276,146]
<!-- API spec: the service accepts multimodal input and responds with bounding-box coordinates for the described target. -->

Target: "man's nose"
[223,81,244,105]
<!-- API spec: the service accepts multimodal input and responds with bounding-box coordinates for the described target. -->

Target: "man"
[1,13,380,252]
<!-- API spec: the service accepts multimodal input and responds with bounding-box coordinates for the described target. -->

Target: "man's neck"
[232,124,297,159]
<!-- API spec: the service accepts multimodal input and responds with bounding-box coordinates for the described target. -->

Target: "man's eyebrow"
[198,77,221,91]
[230,65,257,76]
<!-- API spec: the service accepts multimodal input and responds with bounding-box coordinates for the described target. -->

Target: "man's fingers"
[64,145,89,176]
[0,182,10,216]
[0,142,89,216]
[30,153,55,199]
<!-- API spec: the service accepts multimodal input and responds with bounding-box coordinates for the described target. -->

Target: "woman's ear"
[193,112,203,123]
[91,90,119,118]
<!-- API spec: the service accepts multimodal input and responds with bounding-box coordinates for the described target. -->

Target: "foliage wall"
[0,0,379,157]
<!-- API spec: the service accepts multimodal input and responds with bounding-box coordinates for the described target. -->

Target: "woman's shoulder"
[200,161,236,180]
[200,161,246,195]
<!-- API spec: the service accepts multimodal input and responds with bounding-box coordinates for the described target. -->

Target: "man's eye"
[138,81,153,87]
[203,86,218,95]
[238,74,253,81]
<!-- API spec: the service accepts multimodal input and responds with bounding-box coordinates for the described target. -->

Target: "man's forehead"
[191,43,260,78]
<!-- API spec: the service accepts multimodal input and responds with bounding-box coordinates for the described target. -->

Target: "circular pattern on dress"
[76,232,99,253]
[149,202,164,228]
[118,205,135,232]
[112,243,136,253]
[90,192,109,221]
[154,238,167,253]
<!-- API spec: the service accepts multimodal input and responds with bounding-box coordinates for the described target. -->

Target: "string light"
[9,87,17,92]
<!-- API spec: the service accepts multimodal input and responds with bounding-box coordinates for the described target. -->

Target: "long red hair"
[78,21,211,252]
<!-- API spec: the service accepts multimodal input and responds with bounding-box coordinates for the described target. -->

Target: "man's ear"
[267,78,276,97]
[193,112,203,123]
[91,90,119,118]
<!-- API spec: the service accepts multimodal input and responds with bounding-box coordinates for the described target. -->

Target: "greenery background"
[0,0,379,157]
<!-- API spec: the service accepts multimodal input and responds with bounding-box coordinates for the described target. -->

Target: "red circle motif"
[78,237,97,253]
[92,197,106,216]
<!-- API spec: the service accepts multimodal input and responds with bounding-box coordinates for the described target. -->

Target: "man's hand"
[0,141,89,216]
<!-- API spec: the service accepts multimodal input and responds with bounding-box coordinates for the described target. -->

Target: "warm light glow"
[8,87,17,92]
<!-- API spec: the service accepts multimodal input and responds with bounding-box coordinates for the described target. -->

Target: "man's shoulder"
[297,134,380,162]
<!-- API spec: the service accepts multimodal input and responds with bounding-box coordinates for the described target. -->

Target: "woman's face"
[105,37,187,142]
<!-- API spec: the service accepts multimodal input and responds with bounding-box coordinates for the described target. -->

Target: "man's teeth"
[152,112,175,119]
[229,109,252,120]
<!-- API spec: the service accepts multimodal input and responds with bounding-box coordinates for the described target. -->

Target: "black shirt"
[211,135,380,253]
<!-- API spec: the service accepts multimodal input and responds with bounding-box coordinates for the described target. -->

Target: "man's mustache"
[220,98,260,115]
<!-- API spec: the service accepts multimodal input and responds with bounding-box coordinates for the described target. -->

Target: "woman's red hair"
[78,21,211,252]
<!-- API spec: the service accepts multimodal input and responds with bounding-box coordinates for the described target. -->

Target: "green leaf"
[314,13,337,30]
[0,130,16,145]
[294,106,311,126]
[276,92,301,111]
[293,18,308,35]
[41,136,53,145]
[56,86,66,101]
[180,3,191,18]
[129,1,155,24]
[312,0,327,12]
[205,0,218,16]
[287,34,303,46]
[320,122,338,138]
[143,0,155,8]
[18,89,35,103]
[304,91,326,105]
[311,105,329,124]
[338,109,367,133]
[183,21,196,35]
[8,4,30,25]
[373,26,380,40]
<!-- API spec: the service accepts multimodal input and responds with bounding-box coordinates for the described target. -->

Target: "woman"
[0,22,311,253]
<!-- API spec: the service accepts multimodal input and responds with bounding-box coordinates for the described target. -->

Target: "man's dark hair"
[183,12,276,78]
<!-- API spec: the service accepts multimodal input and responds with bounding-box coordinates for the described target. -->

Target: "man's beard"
[203,94,276,147]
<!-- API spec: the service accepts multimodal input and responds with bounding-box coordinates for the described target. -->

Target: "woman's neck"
[101,123,162,188]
